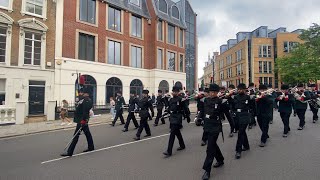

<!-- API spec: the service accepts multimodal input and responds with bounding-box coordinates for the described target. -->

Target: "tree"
[276,23,320,85]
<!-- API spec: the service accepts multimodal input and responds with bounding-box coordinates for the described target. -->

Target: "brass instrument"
[291,87,307,103]
[255,89,275,99]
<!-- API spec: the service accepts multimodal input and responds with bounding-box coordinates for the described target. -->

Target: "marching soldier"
[154,90,166,126]
[134,90,154,141]
[122,91,139,132]
[201,88,210,146]
[276,84,294,137]
[309,84,319,123]
[248,83,257,129]
[231,83,255,159]
[110,91,126,126]
[61,88,94,157]
[228,84,238,132]
[201,84,225,180]
[255,85,274,147]
[220,87,235,137]
[294,84,311,130]
[163,86,190,157]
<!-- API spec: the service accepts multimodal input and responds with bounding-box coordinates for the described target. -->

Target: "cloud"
[187,0,320,78]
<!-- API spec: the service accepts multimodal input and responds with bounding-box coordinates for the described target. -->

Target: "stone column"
[16,101,26,124]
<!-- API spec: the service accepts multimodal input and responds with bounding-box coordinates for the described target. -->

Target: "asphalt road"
[1,111,320,180]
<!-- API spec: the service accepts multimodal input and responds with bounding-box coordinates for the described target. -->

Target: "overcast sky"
[188,0,320,78]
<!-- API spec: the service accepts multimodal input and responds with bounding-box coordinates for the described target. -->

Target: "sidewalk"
[0,104,197,139]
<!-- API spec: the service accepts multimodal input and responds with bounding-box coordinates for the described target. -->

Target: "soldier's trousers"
[257,115,270,143]
[113,110,125,124]
[154,108,165,125]
[124,112,139,130]
[280,112,291,134]
[310,105,319,120]
[136,117,151,137]
[296,109,307,127]
[249,113,256,126]
[167,125,185,155]
[224,110,235,133]
[202,131,208,142]
[203,132,224,172]
[236,124,249,153]
[67,123,94,155]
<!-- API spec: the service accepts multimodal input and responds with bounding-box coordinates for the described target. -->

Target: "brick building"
[0,0,56,123]
[214,26,304,88]
[54,0,197,104]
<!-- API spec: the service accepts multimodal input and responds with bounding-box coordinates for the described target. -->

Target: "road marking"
[41,133,170,165]
[41,122,230,165]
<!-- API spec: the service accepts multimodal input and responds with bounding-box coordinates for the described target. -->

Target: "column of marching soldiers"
[60,82,320,180]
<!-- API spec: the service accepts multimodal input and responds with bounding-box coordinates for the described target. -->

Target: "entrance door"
[29,81,45,115]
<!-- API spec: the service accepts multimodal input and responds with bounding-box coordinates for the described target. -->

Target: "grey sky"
[189,0,320,77]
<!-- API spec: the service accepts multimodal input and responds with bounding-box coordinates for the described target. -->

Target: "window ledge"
[130,35,143,41]
[21,11,47,21]
[0,6,12,12]
[106,28,123,35]
[76,19,98,27]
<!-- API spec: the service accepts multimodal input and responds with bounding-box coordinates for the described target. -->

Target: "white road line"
[41,122,230,165]
[41,133,170,165]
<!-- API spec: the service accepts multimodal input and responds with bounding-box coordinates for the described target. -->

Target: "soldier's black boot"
[133,136,141,141]
[229,132,234,137]
[60,152,72,157]
[122,129,128,132]
[177,147,185,151]
[213,161,224,168]
[202,171,210,180]
[201,140,207,146]
[163,151,171,158]
[235,152,241,159]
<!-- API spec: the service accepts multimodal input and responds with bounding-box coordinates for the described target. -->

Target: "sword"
[63,126,83,152]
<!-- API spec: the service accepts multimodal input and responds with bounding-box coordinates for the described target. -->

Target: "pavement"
[0,109,320,180]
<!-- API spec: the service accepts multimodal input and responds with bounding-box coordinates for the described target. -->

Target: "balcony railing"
[0,107,16,125]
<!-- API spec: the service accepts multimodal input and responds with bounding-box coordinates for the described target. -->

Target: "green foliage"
[276,23,320,84]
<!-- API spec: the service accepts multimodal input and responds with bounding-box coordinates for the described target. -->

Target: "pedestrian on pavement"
[61,88,94,157]
[163,86,190,157]
[154,90,166,126]
[123,91,139,132]
[133,90,154,141]
[255,85,274,147]
[294,84,311,130]
[110,97,116,120]
[231,83,255,159]
[276,84,294,137]
[110,91,126,126]
[200,84,225,180]
[60,100,72,125]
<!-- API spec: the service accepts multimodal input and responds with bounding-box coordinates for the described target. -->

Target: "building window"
[179,54,183,72]
[259,61,272,74]
[131,15,142,38]
[236,49,242,61]
[227,68,232,78]
[108,6,121,32]
[24,32,42,66]
[157,49,163,69]
[0,27,6,63]
[268,61,272,73]
[159,0,167,14]
[172,6,179,19]
[0,0,9,8]
[220,71,224,80]
[259,61,262,73]
[168,24,175,44]
[129,0,140,7]
[131,46,142,68]
[0,79,5,105]
[79,0,96,24]
[236,64,243,75]
[284,41,299,53]
[269,77,273,86]
[259,45,272,57]
[108,40,121,65]
[25,0,44,16]
[157,20,163,41]
[179,28,183,47]
[79,33,95,61]
[219,59,224,69]
[227,55,232,65]
[167,51,175,71]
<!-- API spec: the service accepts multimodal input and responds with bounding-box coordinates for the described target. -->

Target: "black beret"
[238,83,247,90]
[297,83,304,88]
[204,88,209,93]
[158,90,163,93]
[249,82,255,87]
[142,90,149,94]
[281,84,289,90]
[172,86,180,92]
[259,84,268,90]
[229,84,235,89]
[220,86,226,91]
[209,84,220,92]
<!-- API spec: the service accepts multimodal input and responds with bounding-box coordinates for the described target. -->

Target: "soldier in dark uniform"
[269,85,277,124]
[147,95,154,121]
[231,83,255,159]
[163,86,190,157]
[122,91,139,132]
[294,84,311,130]
[154,90,166,126]
[276,84,295,137]
[195,88,205,127]
[133,90,154,141]
[248,83,257,129]
[110,91,126,126]
[61,88,94,157]
[220,86,235,137]
[201,88,210,146]
[201,84,225,180]
[255,85,274,147]
[228,84,238,132]
[309,84,319,123]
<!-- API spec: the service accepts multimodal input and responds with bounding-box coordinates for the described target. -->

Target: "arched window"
[174,81,183,90]
[158,80,169,93]
[106,77,123,104]
[75,75,97,104]
[0,12,13,66]
[130,79,143,98]
[172,6,179,19]
[159,0,168,14]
